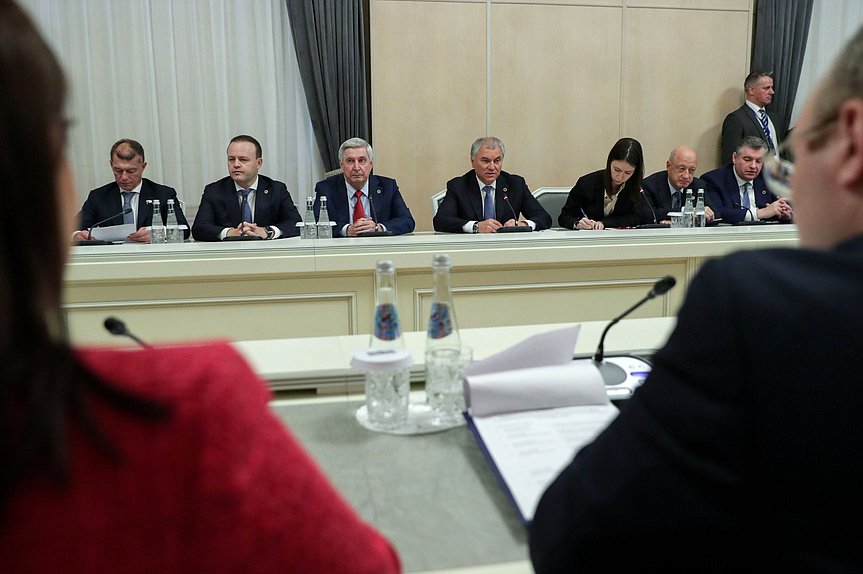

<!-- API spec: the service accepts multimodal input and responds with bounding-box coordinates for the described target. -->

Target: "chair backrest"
[323,168,342,178]
[430,189,447,216]
[533,187,570,226]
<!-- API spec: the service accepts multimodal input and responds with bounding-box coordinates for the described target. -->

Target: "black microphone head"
[104,316,127,336]
[651,276,676,297]
[122,207,133,215]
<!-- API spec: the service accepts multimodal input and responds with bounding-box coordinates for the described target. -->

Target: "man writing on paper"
[702,136,793,224]
[74,139,188,242]
[433,137,552,233]
[192,135,301,241]
[531,25,863,572]
[641,146,714,224]
[313,138,415,236]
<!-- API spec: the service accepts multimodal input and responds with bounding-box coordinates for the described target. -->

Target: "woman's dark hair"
[603,137,645,203]
[0,0,167,507]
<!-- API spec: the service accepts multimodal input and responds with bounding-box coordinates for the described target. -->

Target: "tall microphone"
[76,207,133,246]
[496,189,532,233]
[585,276,676,389]
[357,186,393,237]
[636,190,671,229]
[104,316,152,349]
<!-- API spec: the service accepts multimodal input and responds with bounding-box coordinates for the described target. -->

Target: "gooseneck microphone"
[76,207,133,246]
[732,202,766,226]
[104,316,152,349]
[636,190,671,229]
[593,275,676,364]
[496,191,532,233]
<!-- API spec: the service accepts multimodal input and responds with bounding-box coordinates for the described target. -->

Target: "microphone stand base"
[495,226,532,233]
[571,354,653,401]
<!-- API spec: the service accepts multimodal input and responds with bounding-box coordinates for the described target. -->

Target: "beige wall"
[371,0,754,230]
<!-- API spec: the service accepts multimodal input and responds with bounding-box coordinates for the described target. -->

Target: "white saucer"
[355,401,465,435]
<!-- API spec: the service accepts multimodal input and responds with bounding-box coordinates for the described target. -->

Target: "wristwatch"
[266,227,275,240]
[472,222,479,234]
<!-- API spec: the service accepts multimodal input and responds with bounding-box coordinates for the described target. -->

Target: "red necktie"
[353,190,365,222]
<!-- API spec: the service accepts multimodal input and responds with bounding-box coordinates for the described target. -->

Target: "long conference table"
[240,317,677,574]
[63,225,797,346]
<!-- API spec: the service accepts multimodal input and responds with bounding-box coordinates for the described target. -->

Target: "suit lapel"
[466,173,484,220]
[138,180,155,227]
[225,180,242,224]
[367,175,383,221]
[495,173,510,221]
[332,176,352,224]
[254,177,271,224]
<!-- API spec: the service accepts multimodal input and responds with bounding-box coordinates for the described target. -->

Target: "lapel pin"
[502,187,508,193]
[264,188,269,195]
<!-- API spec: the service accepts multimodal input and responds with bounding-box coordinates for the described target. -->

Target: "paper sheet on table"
[91,223,135,242]
[464,325,580,377]
[469,402,618,522]
[466,361,607,417]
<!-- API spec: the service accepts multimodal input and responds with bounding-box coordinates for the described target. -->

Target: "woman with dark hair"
[0,2,398,572]
[559,137,649,230]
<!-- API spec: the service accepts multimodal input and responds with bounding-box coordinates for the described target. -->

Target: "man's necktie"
[758,108,775,149]
[121,191,135,225]
[240,188,252,222]
[743,182,752,209]
[672,190,682,211]
[353,190,365,223]
[482,186,495,220]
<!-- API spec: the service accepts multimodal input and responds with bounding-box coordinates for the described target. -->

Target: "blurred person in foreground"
[530,23,863,573]
[0,2,399,572]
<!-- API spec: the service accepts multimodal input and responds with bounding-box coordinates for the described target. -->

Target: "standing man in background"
[313,138,415,236]
[192,135,301,241]
[720,71,781,165]
[75,139,188,242]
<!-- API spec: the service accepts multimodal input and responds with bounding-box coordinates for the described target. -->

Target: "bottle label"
[427,302,453,339]
[374,303,400,341]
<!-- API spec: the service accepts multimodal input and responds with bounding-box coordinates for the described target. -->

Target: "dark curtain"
[752,0,814,135]
[286,0,369,171]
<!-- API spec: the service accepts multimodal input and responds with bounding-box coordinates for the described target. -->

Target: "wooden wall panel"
[371,1,487,232]
[491,4,623,188]
[621,7,753,173]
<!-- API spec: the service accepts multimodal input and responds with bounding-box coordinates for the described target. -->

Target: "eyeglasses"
[763,112,838,199]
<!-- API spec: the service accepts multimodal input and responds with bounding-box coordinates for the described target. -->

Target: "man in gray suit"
[720,71,781,165]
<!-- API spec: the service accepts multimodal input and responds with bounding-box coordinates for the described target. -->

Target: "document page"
[470,403,618,523]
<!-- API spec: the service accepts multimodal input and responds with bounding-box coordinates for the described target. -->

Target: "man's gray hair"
[744,70,772,91]
[338,137,374,162]
[470,137,506,160]
[735,136,768,155]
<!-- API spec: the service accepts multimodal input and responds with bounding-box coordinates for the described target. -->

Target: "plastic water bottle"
[682,189,694,228]
[360,260,410,430]
[317,195,332,239]
[424,254,470,424]
[301,196,317,239]
[694,189,706,228]
[148,200,165,243]
[165,199,182,243]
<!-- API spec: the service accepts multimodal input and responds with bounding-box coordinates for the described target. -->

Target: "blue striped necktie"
[482,186,495,220]
[240,188,252,222]
[758,108,775,149]
[121,192,135,225]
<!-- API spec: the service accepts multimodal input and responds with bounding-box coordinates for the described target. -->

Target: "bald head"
[666,146,698,190]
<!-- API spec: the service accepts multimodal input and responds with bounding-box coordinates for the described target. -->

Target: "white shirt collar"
[234,176,259,193]
[476,176,496,191]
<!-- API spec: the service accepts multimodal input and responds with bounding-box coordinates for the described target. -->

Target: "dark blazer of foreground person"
[529,236,863,572]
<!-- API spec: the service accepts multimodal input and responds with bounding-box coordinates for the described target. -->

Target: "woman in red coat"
[0,3,399,572]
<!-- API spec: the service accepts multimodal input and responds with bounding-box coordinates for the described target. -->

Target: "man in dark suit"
[433,137,552,233]
[74,139,189,242]
[702,136,792,224]
[313,138,414,236]
[720,70,781,165]
[530,25,863,572]
[641,145,715,223]
[192,135,301,241]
